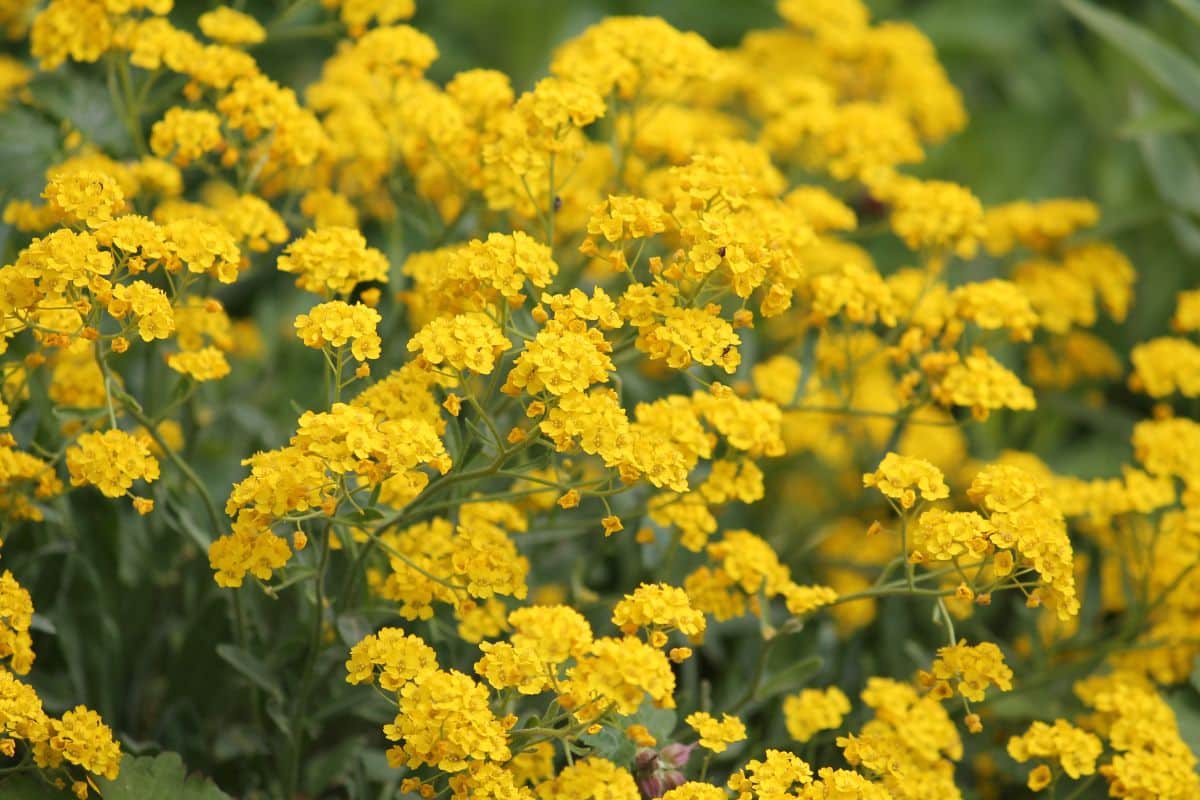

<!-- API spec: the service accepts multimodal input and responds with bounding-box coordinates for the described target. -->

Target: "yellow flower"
[781,583,838,616]
[534,757,639,800]
[612,583,706,640]
[930,350,1036,420]
[503,320,614,397]
[920,640,1013,703]
[408,313,511,374]
[0,571,35,675]
[167,347,231,381]
[784,686,850,742]
[345,628,438,691]
[150,108,224,166]
[982,199,1098,255]
[1007,720,1102,782]
[294,301,382,361]
[198,6,266,46]
[277,227,389,296]
[869,170,984,258]
[38,705,122,781]
[561,636,676,719]
[863,452,949,509]
[1129,337,1200,398]
[66,430,160,499]
[107,281,174,341]
[43,169,124,228]
[727,749,813,798]
[385,669,510,771]
[208,524,293,589]
[686,711,746,753]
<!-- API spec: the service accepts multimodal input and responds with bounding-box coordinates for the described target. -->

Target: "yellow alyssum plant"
[0,0,1194,798]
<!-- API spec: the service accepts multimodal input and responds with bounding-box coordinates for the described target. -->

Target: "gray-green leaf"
[215,643,283,703]
[754,655,823,702]
[97,753,231,800]
[1063,0,1200,114]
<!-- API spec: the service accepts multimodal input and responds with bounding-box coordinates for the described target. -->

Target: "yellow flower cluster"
[278,227,389,296]
[611,582,706,643]
[43,169,124,227]
[408,313,511,375]
[2,0,1197,797]
[150,108,224,166]
[561,636,677,720]
[166,346,231,381]
[685,712,747,753]
[783,686,850,743]
[863,453,949,509]
[0,571,34,675]
[0,571,121,791]
[65,429,159,500]
[1129,337,1200,397]
[197,6,265,46]
[1007,719,1103,791]
[388,669,512,771]
[294,300,382,361]
[1075,672,1200,798]
[920,640,1013,703]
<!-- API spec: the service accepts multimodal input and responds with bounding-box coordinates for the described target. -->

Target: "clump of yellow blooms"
[277,226,389,296]
[685,712,746,753]
[863,453,949,509]
[0,0,1195,797]
[0,570,121,793]
[198,6,266,47]
[166,346,231,382]
[920,640,1014,703]
[612,583,706,644]
[783,686,850,743]
[150,108,224,166]
[294,300,382,362]
[408,313,512,375]
[65,429,159,501]
[1007,720,1103,791]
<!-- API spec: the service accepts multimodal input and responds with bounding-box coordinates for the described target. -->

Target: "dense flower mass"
[0,0,1194,797]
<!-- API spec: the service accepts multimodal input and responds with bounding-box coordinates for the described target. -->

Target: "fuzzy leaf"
[96,753,231,800]
[1063,0,1200,113]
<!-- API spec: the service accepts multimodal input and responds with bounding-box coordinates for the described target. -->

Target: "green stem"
[284,524,332,798]
[728,635,781,713]
[97,353,225,535]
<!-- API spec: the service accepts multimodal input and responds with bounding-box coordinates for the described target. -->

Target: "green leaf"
[1168,213,1200,257]
[1118,107,1199,139]
[579,721,637,766]
[27,73,128,153]
[211,724,270,762]
[0,108,60,200]
[335,612,373,647]
[170,504,214,551]
[1170,0,1200,28]
[1166,688,1200,757]
[1130,93,1200,218]
[215,643,283,703]
[303,735,368,794]
[628,705,676,742]
[754,655,823,702]
[346,507,384,524]
[96,753,231,800]
[1062,0,1200,113]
